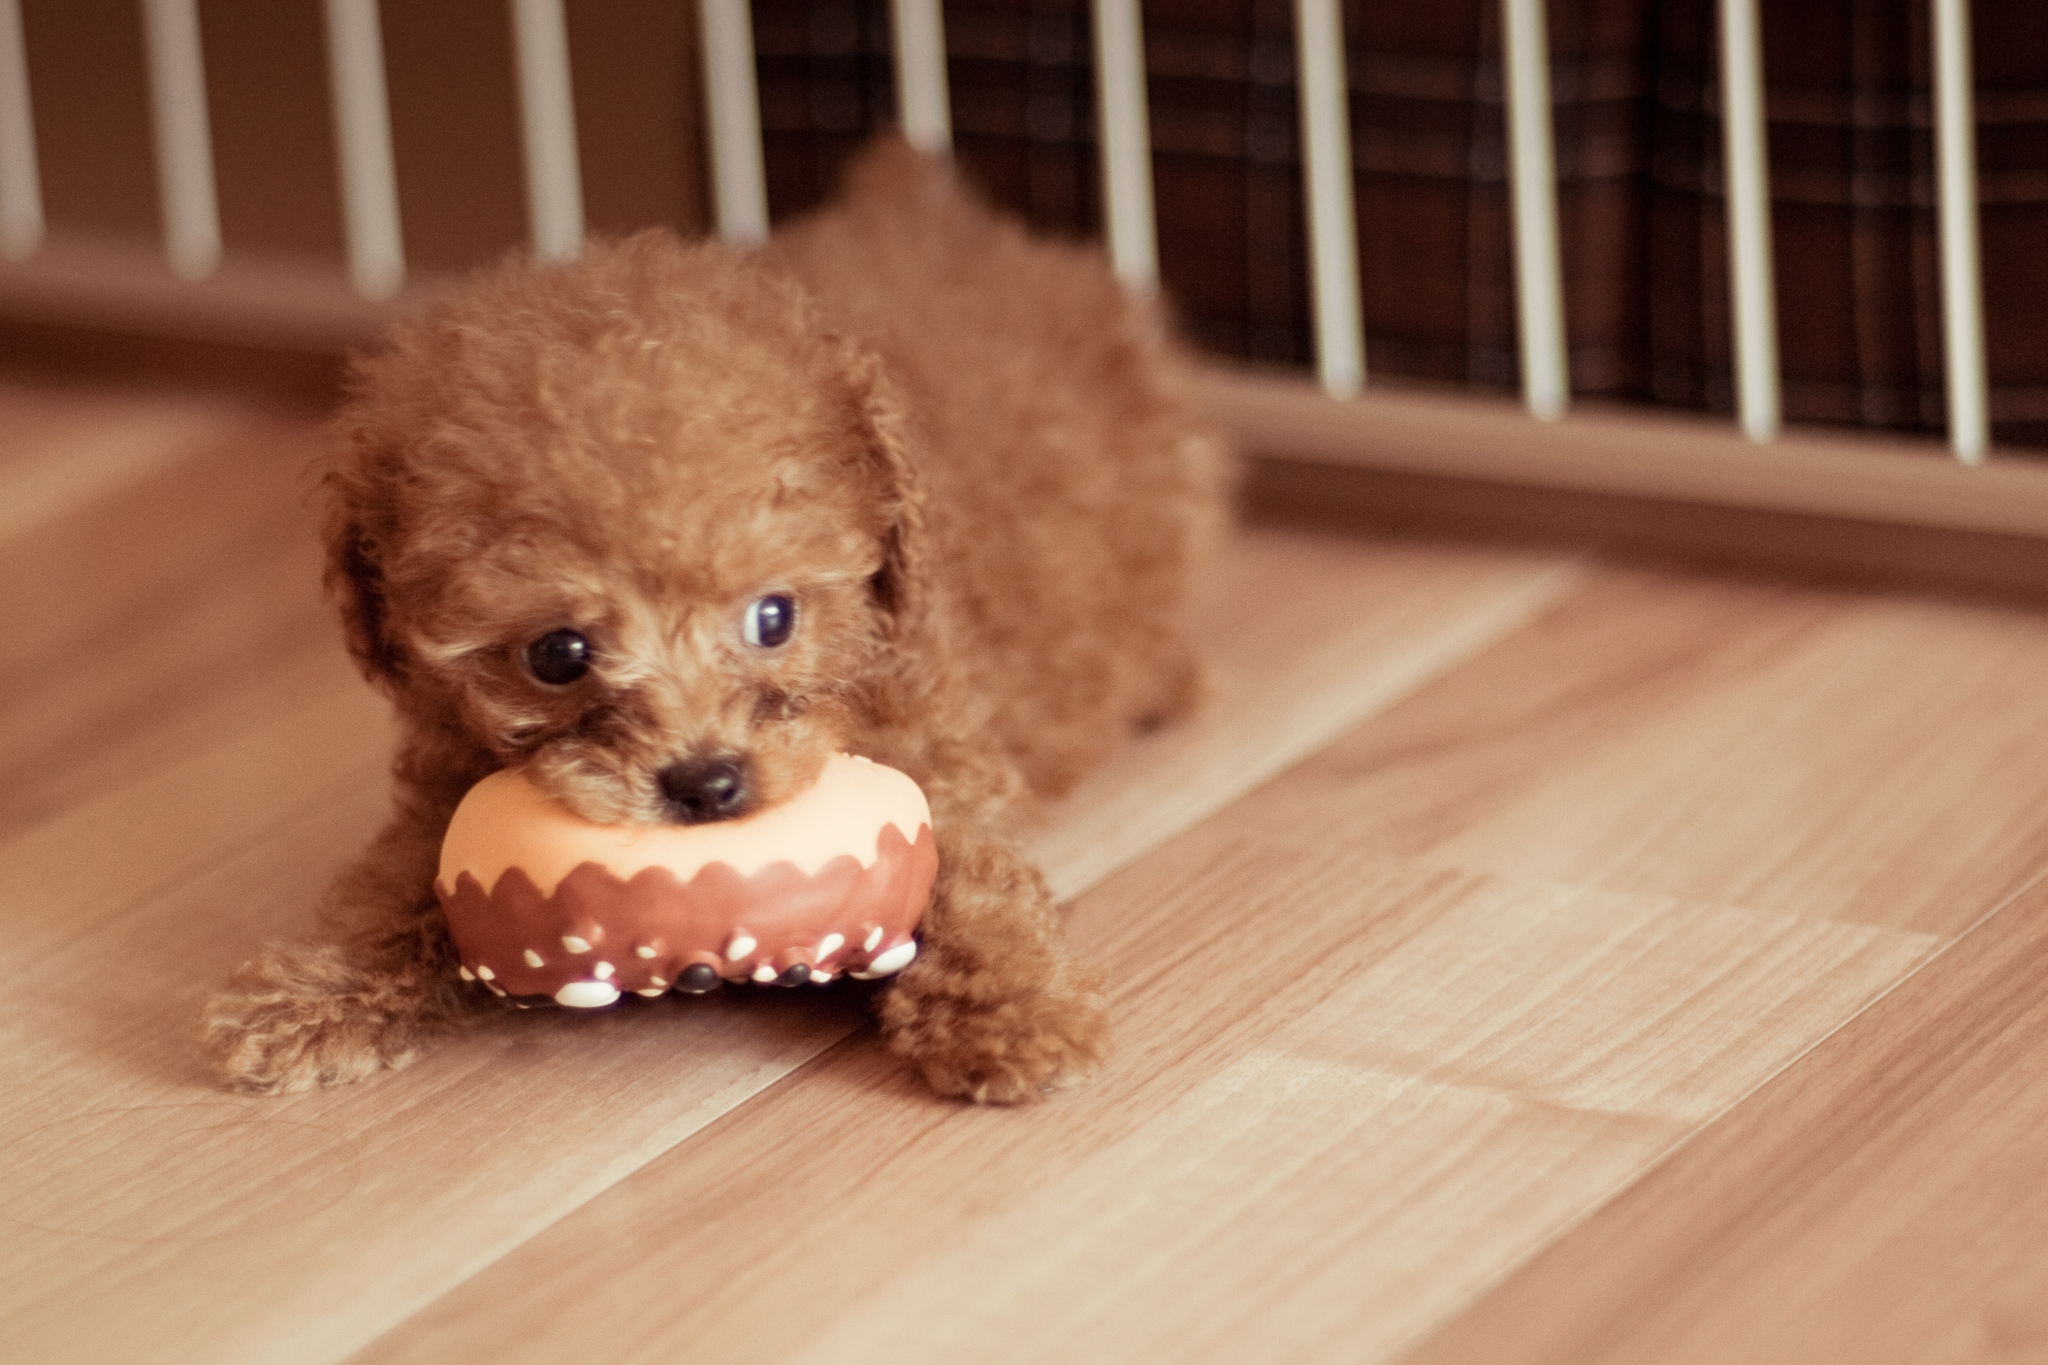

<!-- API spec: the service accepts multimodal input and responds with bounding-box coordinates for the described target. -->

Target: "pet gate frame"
[3,0,2047,577]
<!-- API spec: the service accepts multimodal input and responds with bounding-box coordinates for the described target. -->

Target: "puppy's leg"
[200,809,481,1094]
[880,820,1110,1104]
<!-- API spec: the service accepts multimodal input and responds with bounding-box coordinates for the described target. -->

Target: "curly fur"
[200,137,1228,1104]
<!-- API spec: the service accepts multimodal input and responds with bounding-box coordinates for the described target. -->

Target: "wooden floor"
[9,378,2048,1364]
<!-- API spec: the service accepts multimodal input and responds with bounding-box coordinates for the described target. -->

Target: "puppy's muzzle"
[657,754,752,824]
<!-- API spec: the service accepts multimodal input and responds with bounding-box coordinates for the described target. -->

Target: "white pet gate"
[1,0,2044,558]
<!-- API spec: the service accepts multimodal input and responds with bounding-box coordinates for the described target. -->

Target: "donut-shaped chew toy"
[436,753,936,1008]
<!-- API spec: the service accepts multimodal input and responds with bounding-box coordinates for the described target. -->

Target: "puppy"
[201,137,1227,1104]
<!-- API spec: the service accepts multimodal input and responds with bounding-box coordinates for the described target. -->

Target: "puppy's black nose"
[657,755,752,824]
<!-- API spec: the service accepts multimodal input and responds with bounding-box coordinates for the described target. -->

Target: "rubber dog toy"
[436,753,936,1008]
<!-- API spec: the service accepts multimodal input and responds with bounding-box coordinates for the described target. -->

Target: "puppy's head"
[324,232,925,826]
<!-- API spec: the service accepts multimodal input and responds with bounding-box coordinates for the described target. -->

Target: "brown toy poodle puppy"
[201,137,1227,1104]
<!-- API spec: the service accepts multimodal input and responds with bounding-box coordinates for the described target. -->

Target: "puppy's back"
[769,138,1229,802]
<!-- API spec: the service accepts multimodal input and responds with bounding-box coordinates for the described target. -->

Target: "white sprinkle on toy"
[555,980,621,1008]
[852,939,918,979]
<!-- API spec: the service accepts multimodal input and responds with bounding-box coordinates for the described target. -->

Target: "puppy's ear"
[319,467,406,689]
[845,347,933,650]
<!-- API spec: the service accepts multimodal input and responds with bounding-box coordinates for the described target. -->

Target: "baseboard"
[5,233,2048,594]
[1206,368,2048,542]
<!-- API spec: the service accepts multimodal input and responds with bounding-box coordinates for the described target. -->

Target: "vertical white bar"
[1092,0,1157,291]
[0,0,40,260]
[1295,0,1364,397]
[1719,0,1779,441]
[1501,0,1568,419]
[323,0,405,299]
[1934,0,1989,462]
[699,0,769,244]
[510,0,584,260]
[891,0,950,154]
[141,0,221,280]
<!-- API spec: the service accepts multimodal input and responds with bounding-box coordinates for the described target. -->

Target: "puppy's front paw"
[199,942,449,1095]
[880,964,1110,1104]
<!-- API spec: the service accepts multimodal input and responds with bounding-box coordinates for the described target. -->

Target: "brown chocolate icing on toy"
[436,754,936,1008]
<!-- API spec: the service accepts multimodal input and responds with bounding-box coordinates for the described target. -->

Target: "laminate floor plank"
[1223,569,2048,935]
[0,459,1578,1365]
[1024,540,1581,900]
[1030,538,1585,895]
[1396,873,2048,1365]
[1,410,335,835]
[0,667,392,969]
[0,380,255,543]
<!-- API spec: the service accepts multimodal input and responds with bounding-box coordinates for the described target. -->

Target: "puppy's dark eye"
[743,594,797,648]
[525,629,593,684]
